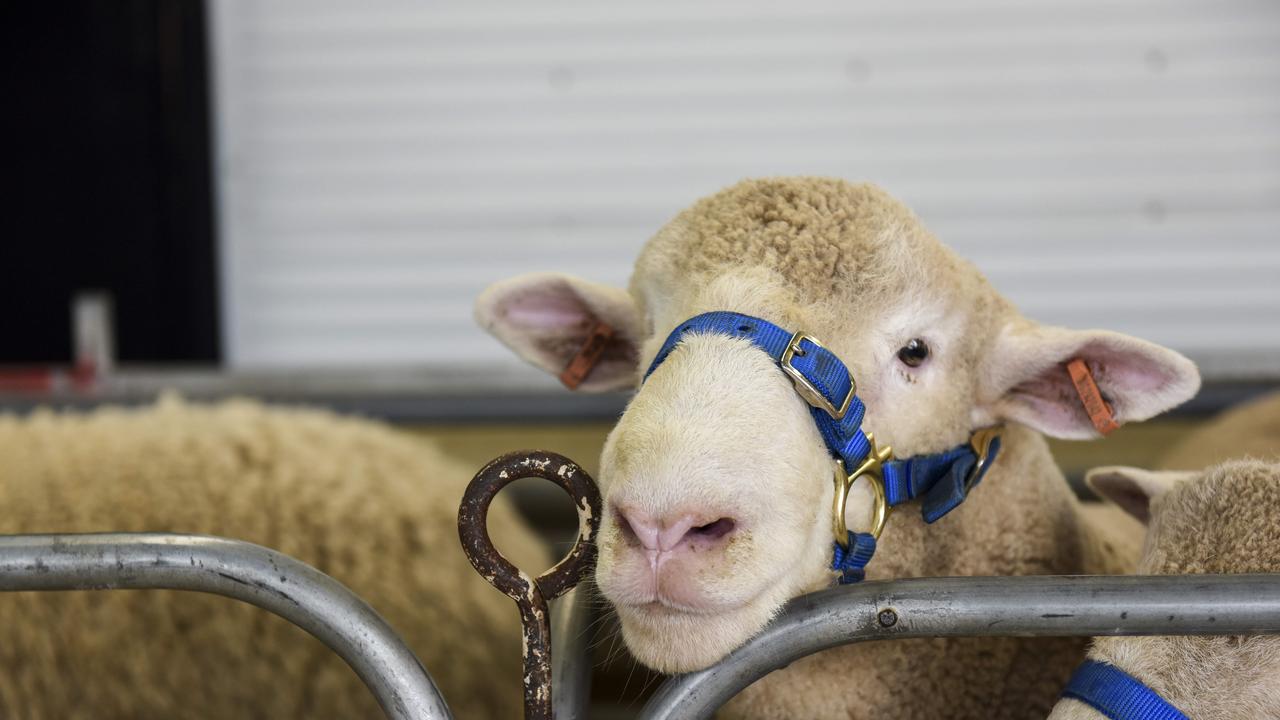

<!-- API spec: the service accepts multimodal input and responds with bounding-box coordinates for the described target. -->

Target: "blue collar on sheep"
[643,311,1002,585]
[1061,660,1189,720]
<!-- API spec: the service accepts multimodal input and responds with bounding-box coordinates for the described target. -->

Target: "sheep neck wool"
[642,310,1003,584]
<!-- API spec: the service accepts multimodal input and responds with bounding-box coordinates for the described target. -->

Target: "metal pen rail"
[4,448,1280,719]
[0,533,453,720]
[636,574,1280,720]
[2,534,1280,719]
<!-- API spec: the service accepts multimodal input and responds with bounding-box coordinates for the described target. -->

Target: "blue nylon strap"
[1061,660,1188,720]
[644,312,796,376]
[830,532,876,585]
[882,435,1002,523]
[644,312,871,471]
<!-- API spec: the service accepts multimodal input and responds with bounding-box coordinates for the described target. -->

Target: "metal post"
[638,574,1280,720]
[0,533,453,720]
[551,585,595,719]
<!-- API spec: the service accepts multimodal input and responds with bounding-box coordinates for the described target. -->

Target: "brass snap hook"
[458,450,602,720]
[832,433,894,547]
[965,426,1004,491]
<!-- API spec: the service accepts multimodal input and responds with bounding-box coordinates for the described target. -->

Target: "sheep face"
[478,178,1199,673]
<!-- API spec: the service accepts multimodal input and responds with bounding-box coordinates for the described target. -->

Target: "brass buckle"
[964,426,1003,491]
[832,433,894,547]
[780,331,855,420]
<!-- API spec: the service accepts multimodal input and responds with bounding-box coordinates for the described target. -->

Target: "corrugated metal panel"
[210,0,1280,379]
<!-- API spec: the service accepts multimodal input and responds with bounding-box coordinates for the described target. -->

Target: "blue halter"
[1061,660,1188,720]
[642,311,1002,584]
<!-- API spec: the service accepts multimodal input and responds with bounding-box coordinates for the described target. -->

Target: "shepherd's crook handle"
[458,451,603,720]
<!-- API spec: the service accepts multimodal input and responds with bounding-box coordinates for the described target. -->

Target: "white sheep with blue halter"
[477,177,1201,719]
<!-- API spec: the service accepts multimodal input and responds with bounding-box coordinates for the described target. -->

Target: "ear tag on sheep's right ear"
[559,321,615,389]
[1067,358,1120,436]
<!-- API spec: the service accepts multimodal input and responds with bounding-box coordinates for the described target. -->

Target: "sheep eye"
[897,338,930,368]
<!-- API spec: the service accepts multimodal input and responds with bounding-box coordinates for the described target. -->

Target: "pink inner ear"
[1010,388,1087,430]
[1080,340,1173,395]
[501,287,592,330]
[1004,368,1095,437]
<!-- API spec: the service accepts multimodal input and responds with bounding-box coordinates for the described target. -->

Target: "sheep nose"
[614,506,738,553]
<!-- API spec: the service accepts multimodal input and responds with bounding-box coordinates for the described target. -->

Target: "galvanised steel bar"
[0,533,452,720]
[638,574,1280,720]
[551,585,595,719]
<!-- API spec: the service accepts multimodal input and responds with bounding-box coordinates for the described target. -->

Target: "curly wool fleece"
[0,397,546,720]
[636,177,993,315]
[1051,460,1280,720]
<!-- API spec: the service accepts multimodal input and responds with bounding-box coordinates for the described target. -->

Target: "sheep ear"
[980,322,1200,439]
[1085,466,1196,524]
[475,273,643,392]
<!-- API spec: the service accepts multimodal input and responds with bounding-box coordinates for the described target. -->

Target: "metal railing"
[5,444,1280,719]
[635,573,1280,720]
[4,533,1280,719]
[0,533,453,720]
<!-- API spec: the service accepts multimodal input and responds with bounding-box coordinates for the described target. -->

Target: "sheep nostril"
[689,518,736,541]
[616,508,737,552]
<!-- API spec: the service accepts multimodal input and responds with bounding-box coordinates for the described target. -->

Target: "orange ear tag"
[559,321,615,389]
[1066,357,1120,436]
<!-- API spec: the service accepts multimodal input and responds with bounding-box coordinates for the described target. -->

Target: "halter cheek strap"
[1061,660,1189,720]
[643,311,1003,584]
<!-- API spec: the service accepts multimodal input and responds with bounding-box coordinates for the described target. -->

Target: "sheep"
[476,177,1200,719]
[0,395,547,720]
[1049,460,1280,719]
[1159,389,1280,471]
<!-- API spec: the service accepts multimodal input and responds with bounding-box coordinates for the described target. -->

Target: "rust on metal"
[458,450,602,720]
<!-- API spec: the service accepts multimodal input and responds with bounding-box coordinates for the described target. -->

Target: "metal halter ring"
[965,426,1003,491]
[831,433,894,547]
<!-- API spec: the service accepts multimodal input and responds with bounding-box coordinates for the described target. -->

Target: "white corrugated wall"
[209,1,1280,380]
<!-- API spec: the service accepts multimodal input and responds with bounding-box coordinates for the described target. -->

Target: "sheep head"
[1061,461,1280,719]
[477,177,1200,672]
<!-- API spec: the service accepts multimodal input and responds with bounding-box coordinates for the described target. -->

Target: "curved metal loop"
[459,450,602,602]
[457,450,603,720]
[965,425,1004,491]
[831,433,894,546]
[0,533,452,720]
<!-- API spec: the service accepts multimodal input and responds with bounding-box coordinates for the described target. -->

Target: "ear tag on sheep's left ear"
[459,450,602,720]
[559,321,615,389]
[1066,358,1120,436]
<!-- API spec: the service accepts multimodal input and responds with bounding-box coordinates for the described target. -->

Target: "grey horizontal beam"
[0,367,1272,422]
[0,533,452,720]
[638,574,1280,720]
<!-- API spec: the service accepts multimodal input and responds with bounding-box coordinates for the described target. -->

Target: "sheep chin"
[612,590,785,673]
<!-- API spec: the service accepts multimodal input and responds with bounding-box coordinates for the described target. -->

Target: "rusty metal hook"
[458,450,602,720]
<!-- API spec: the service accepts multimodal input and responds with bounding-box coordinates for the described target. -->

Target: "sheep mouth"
[615,596,728,617]
[612,591,786,673]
